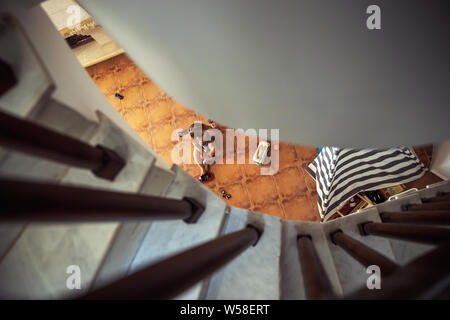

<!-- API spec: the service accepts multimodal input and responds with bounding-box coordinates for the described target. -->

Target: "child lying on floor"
[180,120,217,182]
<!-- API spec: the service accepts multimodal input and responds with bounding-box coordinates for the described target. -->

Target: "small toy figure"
[221,190,232,199]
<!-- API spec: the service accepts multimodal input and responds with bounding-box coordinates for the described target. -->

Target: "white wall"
[78,0,450,148]
[431,140,450,180]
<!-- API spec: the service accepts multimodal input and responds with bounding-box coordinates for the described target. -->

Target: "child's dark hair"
[189,122,212,139]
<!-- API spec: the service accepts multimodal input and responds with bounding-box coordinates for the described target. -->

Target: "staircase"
[1,5,450,300]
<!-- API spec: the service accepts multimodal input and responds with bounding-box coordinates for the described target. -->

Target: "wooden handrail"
[297,235,334,299]
[0,110,125,180]
[359,222,450,245]
[0,178,204,223]
[381,211,450,225]
[405,202,450,211]
[330,230,398,276]
[81,226,261,299]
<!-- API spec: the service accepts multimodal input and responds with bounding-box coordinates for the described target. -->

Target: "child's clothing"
[190,124,216,166]
[193,138,215,165]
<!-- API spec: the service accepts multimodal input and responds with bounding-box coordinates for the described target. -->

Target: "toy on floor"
[252,141,270,165]
[195,172,214,183]
[221,190,232,199]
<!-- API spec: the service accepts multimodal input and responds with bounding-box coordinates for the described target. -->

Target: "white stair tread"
[205,208,282,300]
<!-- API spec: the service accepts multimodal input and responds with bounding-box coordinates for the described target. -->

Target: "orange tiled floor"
[87,53,321,221]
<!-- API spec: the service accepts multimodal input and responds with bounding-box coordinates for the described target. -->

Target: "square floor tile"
[172,101,194,118]
[253,201,284,219]
[277,143,298,171]
[212,164,243,187]
[203,178,216,189]
[117,64,140,87]
[174,113,199,132]
[218,182,251,209]
[136,68,150,83]
[182,164,201,177]
[94,72,118,95]
[274,166,307,199]
[141,80,162,101]
[115,53,134,68]
[308,192,321,219]
[150,121,176,149]
[156,147,174,166]
[120,86,144,109]
[86,65,97,77]
[298,161,308,170]
[124,107,149,131]
[282,196,319,221]
[245,175,278,207]
[136,129,153,147]
[119,107,127,118]
[148,100,173,125]
[238,140,262,179]
[95,58,117,75]
[308,191,319,206]
[106,94,122,113]
[295,145,317,163]
[232,131,257,161]
[241,162,262,180]
[301,167,317,193]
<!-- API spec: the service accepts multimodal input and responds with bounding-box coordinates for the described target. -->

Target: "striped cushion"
[306,147,426,222]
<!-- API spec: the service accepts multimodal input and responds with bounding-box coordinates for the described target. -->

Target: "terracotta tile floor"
[86,53,324,222]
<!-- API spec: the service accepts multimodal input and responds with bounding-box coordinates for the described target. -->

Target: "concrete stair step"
[205,207,281,300]
[280,220,342,299]
[0,14,54,120]
[90,165,176,291]
[0,99,98,264]
[128,165,228,300]
[417,180,450,201]
[321,207,396,295]
[0,110,160,299]
[372,192,436,265]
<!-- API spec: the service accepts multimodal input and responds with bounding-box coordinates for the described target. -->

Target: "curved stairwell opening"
[0,1,449,300]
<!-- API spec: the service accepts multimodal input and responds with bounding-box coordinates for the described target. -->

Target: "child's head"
[189,122,211,139]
